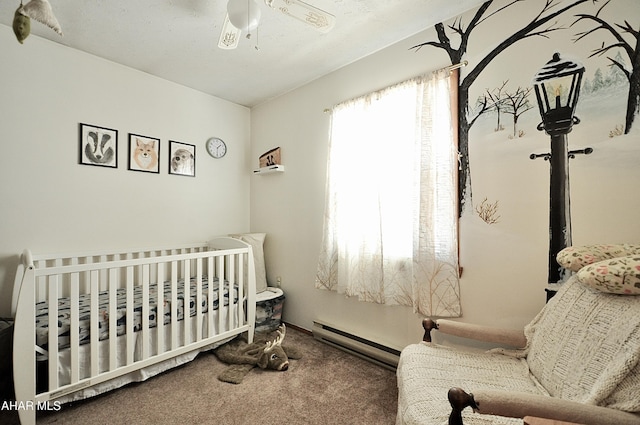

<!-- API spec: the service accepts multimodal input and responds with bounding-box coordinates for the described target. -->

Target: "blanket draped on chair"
[396,275,640,425]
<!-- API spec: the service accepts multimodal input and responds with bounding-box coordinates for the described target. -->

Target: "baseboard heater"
[312,320,400,371]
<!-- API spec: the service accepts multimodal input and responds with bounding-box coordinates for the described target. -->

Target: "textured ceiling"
[0,0,485,107]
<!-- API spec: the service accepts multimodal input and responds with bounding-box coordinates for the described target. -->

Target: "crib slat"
[238,253,244,327]
[208,256,214,338]
[70,272,80,383]
[228,255,235,329]
[156,264,165,356]
[196,258,203,342]
[217,256,224,332]
[109,268,118,370]
[90,270,99,377]
[48,275,59,391]
[183,259,191,345]
[126,266,135,365]
[171,261,178,350]
[142,264,150,360]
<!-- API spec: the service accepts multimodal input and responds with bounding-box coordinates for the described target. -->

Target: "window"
[315,69,461,317]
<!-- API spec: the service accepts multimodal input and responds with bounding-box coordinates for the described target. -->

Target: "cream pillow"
[229,233,267,293]
[577,255,640,295]
[556,244,640,272]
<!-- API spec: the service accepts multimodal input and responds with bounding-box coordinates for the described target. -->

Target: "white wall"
[251,0,640,350]
[250,30,458,350]
[0,25,251,317]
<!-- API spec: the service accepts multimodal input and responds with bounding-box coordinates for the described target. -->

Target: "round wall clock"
[206,137,227,158]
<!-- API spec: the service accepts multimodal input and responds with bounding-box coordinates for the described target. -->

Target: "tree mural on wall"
[412,0,596,216]
[572,0,640,134]
[504,86,535,138]
[485,81,508,132]
[476,82,535,138]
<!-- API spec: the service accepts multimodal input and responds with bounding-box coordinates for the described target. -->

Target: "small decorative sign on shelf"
[259,147,281,168]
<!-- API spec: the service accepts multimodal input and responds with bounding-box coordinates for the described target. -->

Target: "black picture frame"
[128,133,160,174]
[79,123,118,168]
[168,140,196,177]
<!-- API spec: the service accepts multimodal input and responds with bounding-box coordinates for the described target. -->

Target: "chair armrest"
[472,389,640,425]
[422,318,527,348]
[523,417,583,425]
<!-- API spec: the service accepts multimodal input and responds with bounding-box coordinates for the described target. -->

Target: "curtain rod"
[445,60,468,72]
[323,60,468,113]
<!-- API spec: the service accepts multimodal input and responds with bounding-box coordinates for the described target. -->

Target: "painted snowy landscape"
[423,0,640,320]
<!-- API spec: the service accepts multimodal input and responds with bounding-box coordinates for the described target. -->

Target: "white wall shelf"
[253,165,285,175]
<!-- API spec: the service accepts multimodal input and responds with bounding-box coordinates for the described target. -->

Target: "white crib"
[11,237,256,425]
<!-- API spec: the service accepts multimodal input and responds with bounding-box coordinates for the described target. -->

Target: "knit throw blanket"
[397,276,640,425]
[506,276,640,412]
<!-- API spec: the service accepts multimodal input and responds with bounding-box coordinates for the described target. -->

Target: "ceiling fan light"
[227,0,261,32]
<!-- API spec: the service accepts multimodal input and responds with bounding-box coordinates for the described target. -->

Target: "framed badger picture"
[79,123,118,168]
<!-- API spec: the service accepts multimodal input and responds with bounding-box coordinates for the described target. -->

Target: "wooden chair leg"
[448,387,479,425]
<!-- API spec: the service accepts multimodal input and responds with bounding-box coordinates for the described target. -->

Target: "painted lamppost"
[530,53,590,288]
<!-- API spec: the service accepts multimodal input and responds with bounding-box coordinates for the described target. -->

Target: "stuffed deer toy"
[214,324,302,384]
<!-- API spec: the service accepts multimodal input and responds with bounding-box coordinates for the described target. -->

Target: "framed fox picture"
[128,134,160,173]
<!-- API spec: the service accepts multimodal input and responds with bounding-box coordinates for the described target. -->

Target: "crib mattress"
[35,277,238,350]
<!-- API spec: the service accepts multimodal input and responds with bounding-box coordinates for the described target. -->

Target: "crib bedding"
[35,276,239,350]
[53,307,238,404]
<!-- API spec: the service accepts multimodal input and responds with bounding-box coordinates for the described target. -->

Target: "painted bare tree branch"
[486,80,509,131]
[504,86,535,137]
[572,0,640,133]
[412,0,596,216]
[470,93,492,129]
[475,197,501,224]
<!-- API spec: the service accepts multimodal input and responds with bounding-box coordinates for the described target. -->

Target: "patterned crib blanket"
[35,277,238,350]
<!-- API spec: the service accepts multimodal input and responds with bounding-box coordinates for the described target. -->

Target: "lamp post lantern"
[530,53,590,288]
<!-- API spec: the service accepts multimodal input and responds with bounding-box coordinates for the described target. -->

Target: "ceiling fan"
[218,0,335,50]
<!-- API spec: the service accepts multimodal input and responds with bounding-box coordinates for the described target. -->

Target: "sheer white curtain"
[315,69,461,317]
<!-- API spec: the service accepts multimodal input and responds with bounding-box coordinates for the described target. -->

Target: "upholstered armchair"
[396,244,640,425]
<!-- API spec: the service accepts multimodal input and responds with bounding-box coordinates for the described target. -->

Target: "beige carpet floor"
[2,326,398,424]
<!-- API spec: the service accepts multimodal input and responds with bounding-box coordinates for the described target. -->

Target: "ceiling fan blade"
[265,0,336,33]
[218,13,241,50]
